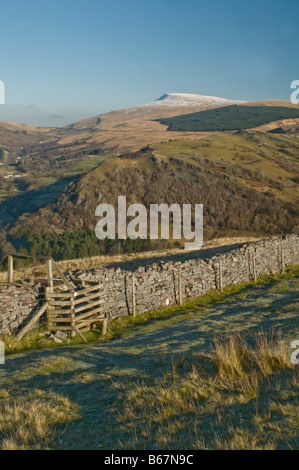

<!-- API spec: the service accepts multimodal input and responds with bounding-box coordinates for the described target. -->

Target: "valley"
[0,94,298,262]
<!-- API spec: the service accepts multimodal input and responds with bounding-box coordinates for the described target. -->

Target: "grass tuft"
[0,389,79,450]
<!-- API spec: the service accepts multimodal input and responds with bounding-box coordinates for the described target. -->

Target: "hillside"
[1,95,298,166]
[156,105,299,132]
[3,130,298,260]
[0,94,255,219]
[1,96,298,160]
[53,97,299,154]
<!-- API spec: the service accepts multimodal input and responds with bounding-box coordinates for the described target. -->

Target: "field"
[0,270,298,450]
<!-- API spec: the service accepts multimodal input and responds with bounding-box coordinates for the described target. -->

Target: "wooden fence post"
[132,274,136,317]
[16,301,49,341]
[46,259,54,291]
[45,259,54,332]
[70,293,76,337]
[45,287,52,332]
[101,319,108,336]
[7,255,13,283]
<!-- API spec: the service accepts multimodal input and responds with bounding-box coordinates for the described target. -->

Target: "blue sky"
[0,0,298,126]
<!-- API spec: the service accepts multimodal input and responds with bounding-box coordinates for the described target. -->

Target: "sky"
[0,0,298,127]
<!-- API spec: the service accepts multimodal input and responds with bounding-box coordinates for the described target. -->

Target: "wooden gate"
[45,281,105,337]
[6,254,108,340]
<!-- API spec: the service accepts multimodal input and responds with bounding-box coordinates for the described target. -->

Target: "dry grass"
[0,388,79,450]
[212,331,292,381]
[114,332,298,450]
[55,104,224,154]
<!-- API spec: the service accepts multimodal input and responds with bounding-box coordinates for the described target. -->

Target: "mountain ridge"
[143,92,247,108]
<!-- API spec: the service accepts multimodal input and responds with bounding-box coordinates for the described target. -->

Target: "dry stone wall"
[74,234,299,321]
[0,235,298,336]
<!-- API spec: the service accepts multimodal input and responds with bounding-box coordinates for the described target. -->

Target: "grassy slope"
[153,132,299,203]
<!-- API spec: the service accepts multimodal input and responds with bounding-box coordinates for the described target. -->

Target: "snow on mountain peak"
[144,93,246,108]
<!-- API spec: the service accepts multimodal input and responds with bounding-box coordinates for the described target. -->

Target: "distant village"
[0,151,30,179]
[0,172,28,179]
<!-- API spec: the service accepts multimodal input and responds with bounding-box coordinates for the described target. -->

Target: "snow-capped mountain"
[144,93,247,108]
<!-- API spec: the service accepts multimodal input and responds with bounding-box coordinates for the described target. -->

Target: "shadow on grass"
[0,176,77,228]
